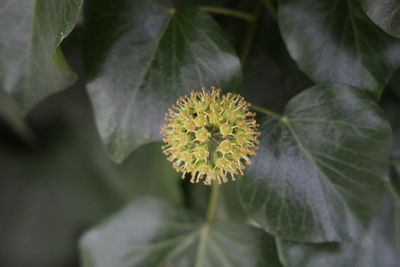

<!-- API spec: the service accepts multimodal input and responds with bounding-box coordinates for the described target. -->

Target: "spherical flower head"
[161,87,260,185]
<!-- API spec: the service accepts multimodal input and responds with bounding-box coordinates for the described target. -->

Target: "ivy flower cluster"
[161,87,260,185]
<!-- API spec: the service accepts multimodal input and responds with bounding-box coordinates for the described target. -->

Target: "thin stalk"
[239,0,262,65]
[261,0,278,20]
[206,184,220,222]
[250,103,280,116]
[198,6,254,22]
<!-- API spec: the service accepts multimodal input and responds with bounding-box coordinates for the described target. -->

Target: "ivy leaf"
[278,0,400,98]
[0,0,83,113]
[276,190,400,267]
[359,0,400,37]
[80,198,282,267]
[84,0,242,163]
[238,84,391,242]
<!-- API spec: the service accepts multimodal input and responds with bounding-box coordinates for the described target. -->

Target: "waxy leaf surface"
[84,0,241,163]
[238,84,391,242]
[276,191,400,267]
[278,0,400,98]
[0,0,82,113]
[80,198,282,267]
[360,0,400,37]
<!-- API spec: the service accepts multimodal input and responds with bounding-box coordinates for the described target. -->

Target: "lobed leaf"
[359,0,400,37]
[278,0,400,98]
[238,84,392,242]
[80,197,282,267]
[0,0,82,113]
[84,0,242,163]
[276,190,400,267]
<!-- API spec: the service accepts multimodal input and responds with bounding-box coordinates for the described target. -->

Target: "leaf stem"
[206,184,220,222]
[239,0,262,65]
[250,103,280,116]
[198,6,255,22]
[261,0,278,20]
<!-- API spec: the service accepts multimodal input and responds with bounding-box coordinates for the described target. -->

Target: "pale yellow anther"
[195,101,208,112]
[236,120,245,128]
[198,164,209,174]
[210,102,221,112]
[236,132,247,145]
[216,157,230,169]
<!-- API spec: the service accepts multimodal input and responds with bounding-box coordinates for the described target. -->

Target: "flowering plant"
[161,88,260,185]
[1,0,399,266]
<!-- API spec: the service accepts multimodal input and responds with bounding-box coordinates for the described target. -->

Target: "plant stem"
[250,103,280,116]
[206,184,220,222]
[261,0,278,20]
[198,6,254,22]
[239,0,262,65]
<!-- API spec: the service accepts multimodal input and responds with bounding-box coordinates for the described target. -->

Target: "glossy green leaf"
[84,0,242,163]
[276,191,400,267]
[80,198,282,267]
[278,0,400,98]
[359,0,400,37]
[0,0,82,113]
[238,84,391,242]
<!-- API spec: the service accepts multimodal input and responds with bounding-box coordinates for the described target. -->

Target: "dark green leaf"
[278,0,400,98]
[276,191,400,267]
[80,198,282,267]
[359,0,400,37]
[0,0,82,113]
[238,84,391,242]
[84,0,242,163]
